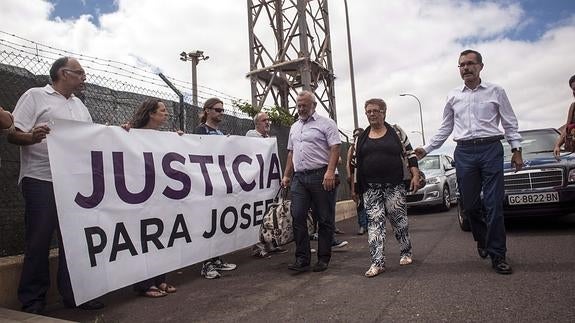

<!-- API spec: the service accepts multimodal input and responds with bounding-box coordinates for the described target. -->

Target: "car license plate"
[508,192,559,205]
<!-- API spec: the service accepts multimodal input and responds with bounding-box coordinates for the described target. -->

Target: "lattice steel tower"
[246,0,337,121]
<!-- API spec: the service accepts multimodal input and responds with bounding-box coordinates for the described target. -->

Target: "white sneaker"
[213,258,237,271]
[400,255,413,266]
[332,239,348,248]
[201,262,221,279]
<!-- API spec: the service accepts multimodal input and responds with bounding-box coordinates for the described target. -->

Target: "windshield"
[419,156,440,170]
[501,129,559,159]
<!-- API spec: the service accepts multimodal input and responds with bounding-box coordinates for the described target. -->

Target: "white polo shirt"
[12,84,92,183]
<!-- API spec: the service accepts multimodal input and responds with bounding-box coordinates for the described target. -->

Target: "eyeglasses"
[458,62,480,68]
[209,107,224,113]
[365,109,384,115]
[62,69,86,76]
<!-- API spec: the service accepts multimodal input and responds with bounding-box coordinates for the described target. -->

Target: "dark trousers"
[357,197,368,229]
[18,177,75,309]
[454,141,507,258]
[133,274,167,293]
[290,169,336,265]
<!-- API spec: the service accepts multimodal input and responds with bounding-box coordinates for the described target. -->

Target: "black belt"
[296,166,328,175]
[457,135,504,146]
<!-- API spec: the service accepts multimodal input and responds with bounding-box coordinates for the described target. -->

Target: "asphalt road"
[43,207,575,322]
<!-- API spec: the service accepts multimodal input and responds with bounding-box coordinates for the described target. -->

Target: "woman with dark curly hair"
[129,98,178,297]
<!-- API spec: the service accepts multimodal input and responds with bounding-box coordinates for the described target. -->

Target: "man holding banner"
[8,57,105,313]
[194,97,238,279]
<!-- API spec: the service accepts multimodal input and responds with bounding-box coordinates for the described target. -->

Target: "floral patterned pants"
[363,183,413,267]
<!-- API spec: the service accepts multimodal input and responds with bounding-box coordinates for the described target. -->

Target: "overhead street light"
[180,50,209,107]
[399,93,425,145]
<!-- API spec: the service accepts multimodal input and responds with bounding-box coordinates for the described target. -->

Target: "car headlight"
[568,169,575,183]
[426,176,440,184]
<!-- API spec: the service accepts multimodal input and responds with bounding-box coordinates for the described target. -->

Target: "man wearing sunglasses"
[194,97,226,135]
[8,57,104,313]
[194,98,238,279]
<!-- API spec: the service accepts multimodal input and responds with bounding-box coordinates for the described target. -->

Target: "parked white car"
[407,154,458,211]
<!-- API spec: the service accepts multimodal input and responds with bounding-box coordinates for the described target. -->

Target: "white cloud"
[0,0,574,150]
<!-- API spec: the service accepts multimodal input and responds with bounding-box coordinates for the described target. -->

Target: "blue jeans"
[18,177,75,309]
[357,197,368,229]
[290,168,336,265]
[454,141,507,258]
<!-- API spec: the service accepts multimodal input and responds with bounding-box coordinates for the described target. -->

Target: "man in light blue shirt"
[415,49,523,275]
[281,90,341,273]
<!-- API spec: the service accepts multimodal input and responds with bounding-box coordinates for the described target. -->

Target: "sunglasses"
[208,107,224,113]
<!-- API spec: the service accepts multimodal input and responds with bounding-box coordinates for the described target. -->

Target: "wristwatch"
[511,147,522,153]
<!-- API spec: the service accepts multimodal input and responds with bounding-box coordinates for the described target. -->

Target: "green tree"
[232,100,294,127]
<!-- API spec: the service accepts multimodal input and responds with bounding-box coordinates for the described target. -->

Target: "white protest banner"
[47,119,281,304]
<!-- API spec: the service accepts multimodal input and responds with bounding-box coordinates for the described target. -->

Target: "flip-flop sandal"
[159,283,177,293]
[142,286,167,298]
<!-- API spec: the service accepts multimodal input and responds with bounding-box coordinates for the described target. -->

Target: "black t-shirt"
[359,131,404,185]
[194,123,224,135]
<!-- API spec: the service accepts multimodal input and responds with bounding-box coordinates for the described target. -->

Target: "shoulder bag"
[259,187,314,247]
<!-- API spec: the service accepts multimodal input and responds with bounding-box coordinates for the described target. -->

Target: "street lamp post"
[343,0,358,129]
[180,50,209,107]
[400,93,425,145]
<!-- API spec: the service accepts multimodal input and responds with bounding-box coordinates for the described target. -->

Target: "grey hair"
[253,112,267,125]
[297,90,316,104]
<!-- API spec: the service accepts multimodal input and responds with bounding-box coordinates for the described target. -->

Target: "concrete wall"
[0,200,356,310]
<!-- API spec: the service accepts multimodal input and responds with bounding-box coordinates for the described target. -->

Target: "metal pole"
[191,57,198,107]
[158,73,185,132]
[399,93,425,145]
[297,0,312,91]
[344,0,358,129]
[180,51,208,108]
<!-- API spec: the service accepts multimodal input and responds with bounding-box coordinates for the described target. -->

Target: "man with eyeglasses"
[246,112,289,258]
[8,57,104,313]
[246,112,272,138]
[281,90,341,273]
[414,49,523,275]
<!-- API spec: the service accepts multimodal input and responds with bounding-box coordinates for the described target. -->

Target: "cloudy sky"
[1,0,574,154]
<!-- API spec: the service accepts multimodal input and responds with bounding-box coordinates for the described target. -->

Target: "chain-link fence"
[0,32,350,257]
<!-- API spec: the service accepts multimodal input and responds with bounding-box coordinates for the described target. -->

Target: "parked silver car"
[407,154,458,211]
